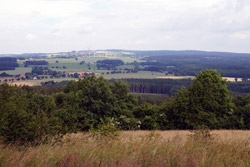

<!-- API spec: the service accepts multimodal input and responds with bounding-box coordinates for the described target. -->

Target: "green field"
[0,67,32,75]
[0,56,154,85]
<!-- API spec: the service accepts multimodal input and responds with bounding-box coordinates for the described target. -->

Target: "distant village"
[49,50,136,58]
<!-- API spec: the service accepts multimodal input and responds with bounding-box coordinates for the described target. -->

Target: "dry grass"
[1,130,250,167]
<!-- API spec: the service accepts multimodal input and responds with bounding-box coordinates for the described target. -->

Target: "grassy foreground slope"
[1,130,250,167]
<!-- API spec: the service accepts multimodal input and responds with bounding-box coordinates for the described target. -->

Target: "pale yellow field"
[9,82,34,86]
[223,77,243,82]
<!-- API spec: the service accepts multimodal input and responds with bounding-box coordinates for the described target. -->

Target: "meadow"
[0,130,250,167]
[0,67,32,75]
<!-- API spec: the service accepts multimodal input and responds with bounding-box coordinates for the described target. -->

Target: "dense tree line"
[141,55,250,78]
[115,78,192,96]
[31,66,49,75]
[96,59,124,70]
[227,81,250,95]
[113,78,250,96]
[0,57,18,71]
[1,70,250,145]
[0,72,13,77]
[24,60,49,66]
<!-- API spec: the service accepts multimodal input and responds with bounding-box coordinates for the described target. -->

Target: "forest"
[140,54,250,78]
[24,60,49,66]
[1,69,250,145]
[113,78,250,96]
[112,78,192,96]
[0,57,18,71]
[96,59,124,70]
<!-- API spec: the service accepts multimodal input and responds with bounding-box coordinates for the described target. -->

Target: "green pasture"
[1,67,31,75]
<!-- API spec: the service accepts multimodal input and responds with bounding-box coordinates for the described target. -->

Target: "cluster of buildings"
[49,50,118,58]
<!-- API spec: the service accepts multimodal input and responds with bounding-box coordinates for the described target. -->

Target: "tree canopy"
[170,69,233,129]
[1,70,250,145]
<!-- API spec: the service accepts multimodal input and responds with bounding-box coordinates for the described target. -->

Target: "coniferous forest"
[1,69,250,145]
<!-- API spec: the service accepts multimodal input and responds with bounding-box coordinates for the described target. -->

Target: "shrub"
[89,118,120,139]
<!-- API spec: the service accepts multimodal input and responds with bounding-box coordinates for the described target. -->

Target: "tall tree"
[187,69,233,128]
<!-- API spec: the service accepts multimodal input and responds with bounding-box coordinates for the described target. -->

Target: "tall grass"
[1,130,250,167]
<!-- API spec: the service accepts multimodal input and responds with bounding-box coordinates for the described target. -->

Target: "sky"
[1,0,250,54]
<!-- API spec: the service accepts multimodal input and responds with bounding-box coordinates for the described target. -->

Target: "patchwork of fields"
[0,56,169,85]
[0,56,242,86]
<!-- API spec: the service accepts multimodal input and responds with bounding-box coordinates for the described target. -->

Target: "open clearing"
[1,130,250,167]
[101,71,168,80]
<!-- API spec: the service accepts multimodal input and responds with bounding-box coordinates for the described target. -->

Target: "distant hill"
[0,53,47,57]
[106,50,250,57]
[2,50,250,57]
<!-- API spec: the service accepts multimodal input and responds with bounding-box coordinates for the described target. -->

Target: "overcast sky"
[1,0,250,54]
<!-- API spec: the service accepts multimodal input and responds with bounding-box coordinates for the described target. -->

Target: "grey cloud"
[1,0,250,54]
[231,0,250,12]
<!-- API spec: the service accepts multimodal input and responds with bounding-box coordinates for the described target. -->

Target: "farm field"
[10,78,77,86]
[0,67,32,75]
[0,130,250,167]
[4,73,242,86]
[101,71,169,80]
